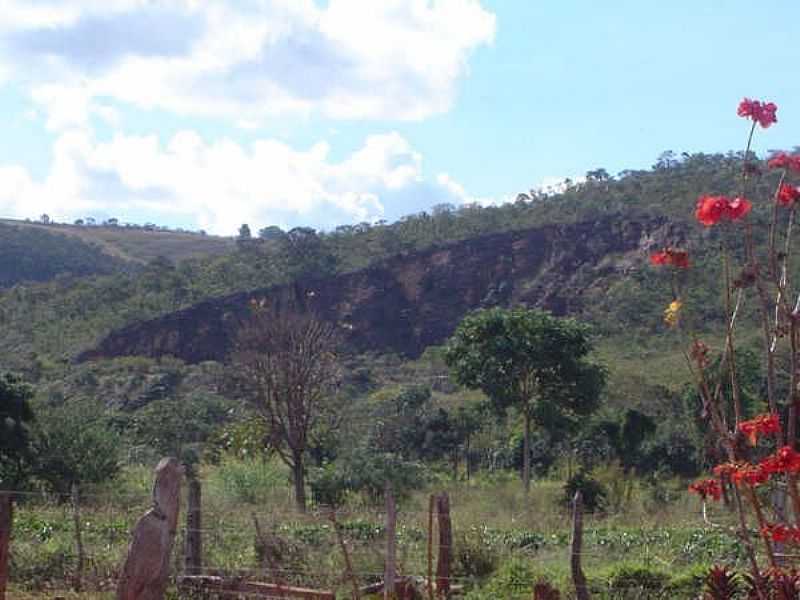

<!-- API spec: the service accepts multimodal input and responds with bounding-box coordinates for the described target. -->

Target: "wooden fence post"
[384,482,397,600]
[71,483,85,593]
[427,494,435,600]
[185,476,202,576]
[329,510,361,600]
[117,457,184,600]
[570,491,590,600]
[0,493,11,600]
[435,493,451,598]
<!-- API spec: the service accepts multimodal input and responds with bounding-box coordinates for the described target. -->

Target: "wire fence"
[2,480,753,599]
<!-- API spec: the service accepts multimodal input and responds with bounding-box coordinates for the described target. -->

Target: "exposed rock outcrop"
[79,216,685,364]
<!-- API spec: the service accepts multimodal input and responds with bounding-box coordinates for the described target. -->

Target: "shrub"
[453,527,500,581]
[464,557,536,600]
[562,471,606,512]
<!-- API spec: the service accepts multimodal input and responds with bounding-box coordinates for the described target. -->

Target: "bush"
[453,527,500,581]
[562,471,606,512]
[464,557,537,600]
[309,451,426,507]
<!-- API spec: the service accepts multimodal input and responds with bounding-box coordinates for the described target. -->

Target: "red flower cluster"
[760,446,800,476]
[695,195,752,227]
[777,183,800,207]
[738,98,778,128]
[762,523,800,544]
[650,247,690,268]
[731,463,770,487]
[739,413,781,446]
[768,152,800,172]
[688,478,722,501]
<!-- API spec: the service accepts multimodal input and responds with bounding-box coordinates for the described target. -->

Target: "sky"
[1,1,800,236]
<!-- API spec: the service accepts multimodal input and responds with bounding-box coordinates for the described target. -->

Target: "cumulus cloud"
[0,0,496,127]
[0,129,478,234]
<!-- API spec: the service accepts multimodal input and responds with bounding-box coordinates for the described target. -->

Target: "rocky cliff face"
[79,215,685,364]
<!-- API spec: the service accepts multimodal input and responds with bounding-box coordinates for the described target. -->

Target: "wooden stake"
[427,494,435,600]
[436,493,451,598]
[185,476,202,576]
[384,482,397,600]
[71,483,85,593]
[117,457,184,600]
[329,510,361,600]
[570,491,590,600]
[0,493,11,600]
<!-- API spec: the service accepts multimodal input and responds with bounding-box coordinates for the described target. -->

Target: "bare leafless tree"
[230,306,341,512]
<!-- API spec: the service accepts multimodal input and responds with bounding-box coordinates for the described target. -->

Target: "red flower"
[695,195,752,227]
[688,479,722,501]
[768,152,800,172]
[738,98,778,128]
[650,248,690,268]
[778,184,800,207]
[762,523,800,544]
[739,413,781,446]
[760,446,800,475]
[731,463,770,487]
[695,196,728,226]
[727,197,752,220]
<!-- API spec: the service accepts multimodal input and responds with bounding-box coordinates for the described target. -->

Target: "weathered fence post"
[427,494,435,600]
[71,483,85,593]
[329,509,361,600]
[117,457,183,600]
[570,491,590,600]
[435,493,451,598]
[185,476,202,576]
[0,492,12,600]
[384,482,397,600]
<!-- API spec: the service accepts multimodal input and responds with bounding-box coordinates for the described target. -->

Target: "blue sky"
[0,1,799,235]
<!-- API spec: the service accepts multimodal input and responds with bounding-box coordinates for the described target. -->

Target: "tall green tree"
[0,373,34,489]
[31,400,122,495]
[445,308,606,493]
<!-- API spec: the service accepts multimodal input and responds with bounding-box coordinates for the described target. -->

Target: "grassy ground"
[8,459,748,599]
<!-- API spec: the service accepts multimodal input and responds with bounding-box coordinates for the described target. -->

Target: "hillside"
[0,219,235,266]
[80,215,685,364]
[0,221,129,287]
[0,151,780,388]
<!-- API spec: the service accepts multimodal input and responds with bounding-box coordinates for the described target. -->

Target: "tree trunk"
[571,492,591,600]
[292,455,307,513]
[523,411,531,495]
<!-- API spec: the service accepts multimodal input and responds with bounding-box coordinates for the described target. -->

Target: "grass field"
[7,459,747,599]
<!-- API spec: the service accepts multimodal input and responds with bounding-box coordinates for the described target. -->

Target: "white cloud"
[436,172,498,206]
[0,129,476,234]
[1,0,496,127]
